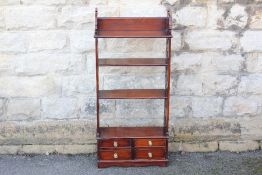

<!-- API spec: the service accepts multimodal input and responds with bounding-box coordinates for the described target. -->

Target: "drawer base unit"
[94,8,172,168]
[97,127,169,167]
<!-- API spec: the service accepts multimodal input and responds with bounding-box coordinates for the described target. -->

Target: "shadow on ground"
[0,151,262,175]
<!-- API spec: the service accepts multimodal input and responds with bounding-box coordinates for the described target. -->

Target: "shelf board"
[99,89,167,99]
[99,58,168,66]
[94,31,172,38]
[98,127,167,139]
[95,17,172,38]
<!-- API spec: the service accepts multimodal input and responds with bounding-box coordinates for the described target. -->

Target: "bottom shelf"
[98,127,167,139]
[98,159,168,168]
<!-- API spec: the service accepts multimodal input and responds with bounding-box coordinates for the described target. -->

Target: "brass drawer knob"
[113,153,118,159]
[148,140,152,146]
[148,152,152,158]
[113,141,118,147]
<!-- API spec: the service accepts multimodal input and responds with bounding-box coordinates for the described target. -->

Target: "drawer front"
[99,149,131,160]
[134,138,166,147]
[99,139,130,148]
[135,147,166,160]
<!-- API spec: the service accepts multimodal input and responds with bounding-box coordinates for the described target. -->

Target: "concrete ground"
[0,151,261,175]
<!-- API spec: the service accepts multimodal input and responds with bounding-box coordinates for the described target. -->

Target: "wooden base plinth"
[98,160,168,168]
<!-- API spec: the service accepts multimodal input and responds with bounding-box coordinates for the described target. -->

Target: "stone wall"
[0,0,261,154]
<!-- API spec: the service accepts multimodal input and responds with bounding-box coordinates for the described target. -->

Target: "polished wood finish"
[98,127,167,139]
[99,58,168,66]
[95,9,172,168]
[95,17,171,38]
[98,139,131,148]
[99,89,167,99]
[134,147,166,160]
[134,138,166,147]
[99,149,132,160]
[98,160,168,168]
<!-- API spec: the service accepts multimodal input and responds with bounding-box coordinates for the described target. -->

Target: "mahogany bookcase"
[94,8,172,168]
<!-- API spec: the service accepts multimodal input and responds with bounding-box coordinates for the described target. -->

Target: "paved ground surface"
[0,151,261,175]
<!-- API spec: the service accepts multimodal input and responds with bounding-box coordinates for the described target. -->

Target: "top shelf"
[94,17,172,38]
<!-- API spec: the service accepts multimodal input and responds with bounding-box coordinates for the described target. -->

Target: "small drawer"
[134,138,166,147]
[99,139,131,148]
[135,147,166,160]
[99,149,131,160]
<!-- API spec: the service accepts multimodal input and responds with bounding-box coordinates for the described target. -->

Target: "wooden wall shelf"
[94,8,172,168]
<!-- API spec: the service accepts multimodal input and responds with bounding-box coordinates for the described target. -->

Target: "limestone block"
[66,0,89,5]
[250,9,262,29]
[0,145,21,154]
[58,6,93,28]
[192,97,223,118]
[100,66,164,76]
[119,1,165,17]
[172,32,182,51]
[219,140,259,152]
[0,8,4,29]
[223,96,259,117]
[104,38,166,55]
[7,98,40,121]
[58,144,96,154]
[239,116,262,140]
[0,121,96,145]
[218,0,234,3]
[222,4,248,29]
[42,97,78,119]
[79,98,116,119]
[246,53,262,73]
[203,53,244,74]
[202,74,238,96]
[238,74,262,95]
[0,32,27,53]
[0,54,17,74]
[102,74,165,89]
[174,6,207,28]
[120,6,166,17]
[78,97,96,119]
[170,96,192,118]
[62,75,96,97]
[115,99,164,118]
[206,2,225,29]
[185,30,235,50]
[171,118,241,142]
[173,52,244,74]
[0,0,20,5]
[14,54,85,75]
[21,0,66,5]
[0,76,60,97]
[85,53,96,75]
[70,30,94,53]
[29,31,67,52]
[100,118,164,127]
[89,0,107,6]
[174,74,202,96]
[172,53,202,73]
[21,144,96,154]
[5,6,56,30]
[169,141,218,152]
[0,98,4,117]
[241,31,262,52]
